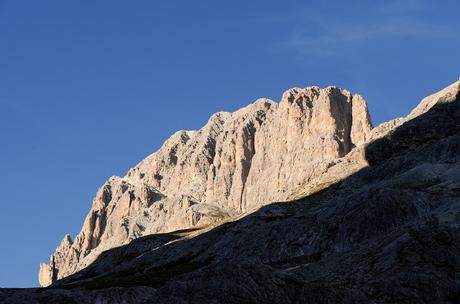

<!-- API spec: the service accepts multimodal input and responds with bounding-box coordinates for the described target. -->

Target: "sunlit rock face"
[0,80,454,303]
[38,85,373,286]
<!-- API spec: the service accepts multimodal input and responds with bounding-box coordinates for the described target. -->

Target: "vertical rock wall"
[39,85,373,286]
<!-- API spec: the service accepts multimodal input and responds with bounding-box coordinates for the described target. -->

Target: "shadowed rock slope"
[2,81,460,303]
[38,86,372,287]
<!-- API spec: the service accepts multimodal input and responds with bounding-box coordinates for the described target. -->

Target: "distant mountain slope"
[2,81,459,304]
[39,86,372,286]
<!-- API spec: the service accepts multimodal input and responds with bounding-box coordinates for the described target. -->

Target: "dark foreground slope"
[2,85,460,303]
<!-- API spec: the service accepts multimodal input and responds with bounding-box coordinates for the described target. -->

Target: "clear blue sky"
[0,0,459,287]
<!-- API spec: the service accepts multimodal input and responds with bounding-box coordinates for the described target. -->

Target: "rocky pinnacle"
[39,85,374,286]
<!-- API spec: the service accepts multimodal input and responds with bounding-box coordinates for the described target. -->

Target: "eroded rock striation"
[38,86,373,286]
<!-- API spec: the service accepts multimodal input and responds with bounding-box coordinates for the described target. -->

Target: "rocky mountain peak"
[408,80,460,119]
[38,85,372,287]
[2,80,458,303]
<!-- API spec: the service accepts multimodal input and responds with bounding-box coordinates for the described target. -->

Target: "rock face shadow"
[30,93,458,301]
[2,88,460,303]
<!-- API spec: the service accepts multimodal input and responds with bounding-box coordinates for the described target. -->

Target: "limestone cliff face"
[9,80,458,303]
[39,86,373,286]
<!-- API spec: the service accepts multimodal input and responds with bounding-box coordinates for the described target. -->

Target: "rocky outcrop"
[3,80,460,303]
[38,86,373,286]
[128,87,372,211]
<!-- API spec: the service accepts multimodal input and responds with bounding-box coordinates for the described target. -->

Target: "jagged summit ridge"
[39,85,372,286]
[5,80,457,303]
[127,86,371,210]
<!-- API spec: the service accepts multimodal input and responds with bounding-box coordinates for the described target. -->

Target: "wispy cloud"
[288,20,454,50]
[374,0,428,14]
[285,1,456,57]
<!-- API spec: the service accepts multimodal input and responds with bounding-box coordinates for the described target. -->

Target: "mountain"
[2,80,459,303]
[38,86,372,287]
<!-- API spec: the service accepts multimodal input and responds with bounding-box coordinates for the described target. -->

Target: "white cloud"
[286,18,455,56]
[283,1,456,57]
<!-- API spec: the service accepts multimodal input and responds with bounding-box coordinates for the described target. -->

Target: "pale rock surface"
[4,80,459,303]
[38,85,373,286]
[408,80,460,119]
[38,263,53,288]
[292,80,460,200]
